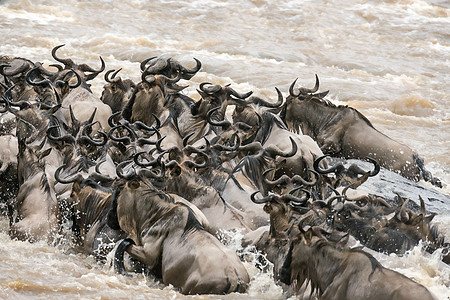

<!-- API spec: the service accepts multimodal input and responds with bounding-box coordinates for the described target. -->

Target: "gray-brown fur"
[109,176,250,295]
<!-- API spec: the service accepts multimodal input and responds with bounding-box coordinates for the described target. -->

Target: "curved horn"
[142,72,156,85]
[35,62,57,77]
[182,132,195,147]
[181,57,202,78]
[199,82,222,94]
[211,133,241,152]
[91,159,115,182]
[49,64,63,72]
[265,136,297,158]
[134,151,160,167]
[250,191,277,204]
[79,56,106,81]
[226,86,253,99]
[0,61,29,76]
[51,44,74,67]
[155,135,167,153]
[108,111,122,127]
[365,157,380,177]
[137,157,166,179]
[152,113,161,129]
[78,127,108,147]
[206,106,231,129]
[46,125,76,144]
[251,87,283,108]
[399,198,410,223]
[157,67,182,85]
[299,74,319,94]
[116,159,135,179]
[313,155,345,174]
[263,168,291,187]
[289,78,300,97]
[291,170,319,186]
[141,57,167,74]
[108,124,134,145]
[105,68,122,83]
[25,67,51,87]
[281,191,310,205]
[133,120,157,133]
[139,56,158,71]
[55,165,84,184]
[183,151,209,169]
[66,69,82,89]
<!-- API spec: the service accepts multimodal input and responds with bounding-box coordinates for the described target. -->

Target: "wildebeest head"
[50,44,105,87]
[192,83,253,119]
[386,195,444,252]
[101,69,136,113]
[122,66,182,126]
[250,191,312,284]
[232,87,284,128]
[280,75,330,135]
[0,57,36,100]
[140,56,201,81]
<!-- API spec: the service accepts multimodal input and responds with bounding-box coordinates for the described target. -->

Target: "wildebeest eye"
[128,179,140,189]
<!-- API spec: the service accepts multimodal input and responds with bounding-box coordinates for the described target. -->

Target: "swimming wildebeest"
[108,166,250,295]
[279,226,436,300]
[281,75,441,187]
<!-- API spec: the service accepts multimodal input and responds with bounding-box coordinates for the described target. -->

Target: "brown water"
[0,0,449,299]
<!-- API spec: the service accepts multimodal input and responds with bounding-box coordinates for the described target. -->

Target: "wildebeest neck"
[284,98,373,139]
[293,238,383,296]
[254,112,287,145]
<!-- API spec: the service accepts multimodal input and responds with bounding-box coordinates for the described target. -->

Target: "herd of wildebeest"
[0,45,448,299]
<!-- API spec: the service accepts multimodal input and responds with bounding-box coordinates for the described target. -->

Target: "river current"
[0,0,449,299]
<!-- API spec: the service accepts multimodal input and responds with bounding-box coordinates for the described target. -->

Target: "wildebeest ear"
[72,181,81,195]
[38,147,52,160]
[196,89,208,100]
[336,233,349,249]
[411,214,424,226]
[304,227,313,242]
[424,213,436,223]
[48,103,62,115]
[170,165,182,177]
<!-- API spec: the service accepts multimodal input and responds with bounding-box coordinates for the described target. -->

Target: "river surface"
[0,0,449,299]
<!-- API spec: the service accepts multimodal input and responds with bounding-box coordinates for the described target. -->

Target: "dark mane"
[255,111,288,145]
[348,248,383,279]
[314,237,383,275]
[307,96,374,128]
[181,204,205,237]
[231,153,269,192]
[280,95,375,130]
[80,178,113,194]
[39,170,51,195]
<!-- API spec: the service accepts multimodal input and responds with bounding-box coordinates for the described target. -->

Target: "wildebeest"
[55,168,126,260]
[8,144,60,242]
[108,169,250,295]
[160,154,257,234]
[281,75,441,187]
[279,227,436,300]
[140,55,201,81]
[100,68,135,113]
